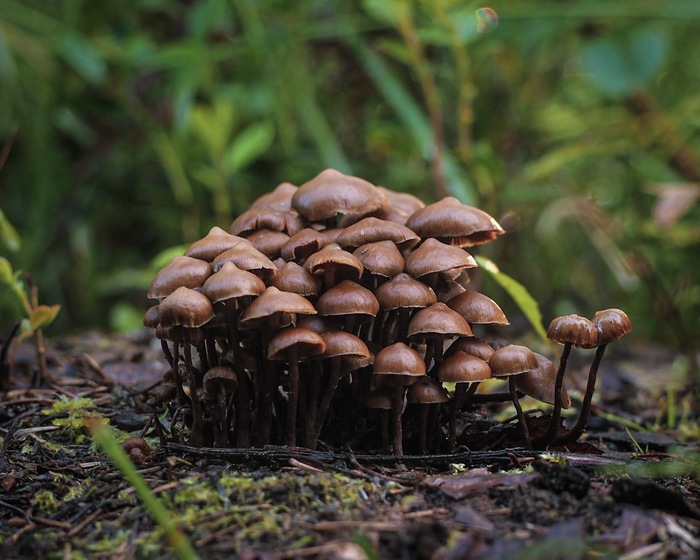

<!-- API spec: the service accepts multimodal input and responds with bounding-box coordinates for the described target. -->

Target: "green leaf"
[0,256,15,284]
[580,28,668,97]
[225,121,275,174]
[29,304,61,331]
[0,210,20,252]
[55,34,107,84]
[475,256,549,347]
[362,0,410,25]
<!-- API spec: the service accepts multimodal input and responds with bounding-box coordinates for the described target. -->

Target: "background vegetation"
[1,0,698,375]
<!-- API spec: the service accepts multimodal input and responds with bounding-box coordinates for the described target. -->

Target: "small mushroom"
[406,377,449,452]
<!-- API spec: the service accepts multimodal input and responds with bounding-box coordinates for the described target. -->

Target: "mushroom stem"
[285,349,300,447]
[543,342,572,446]
[161,339,175,368]
[391,379,405,456]
[509,376,531,449]
[234,372,252,447]
[183,339,204,447]
[417,404,430,453]
[309,357,343,449]
[379,409,390,453]
[554,344,607,446]
[447,384,467,451]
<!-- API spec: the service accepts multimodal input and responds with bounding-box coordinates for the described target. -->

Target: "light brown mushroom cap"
[316,280,380,320]
[304,243,364,283]
[407,302,474,339]
[335,217,419,251]
[407,377,450,404]
[374,272,437,310]
[292,169,387,222]
[320,331,373,371]
[184,227,248,262]
[446,290,509,326]
[405,238,477,278]
[240,286,317,326]
[593,308,632,345]
[353,240,405,279]
[201,262,266,303]
[438,351,492,383]
[158,286,215,329]
[211,241,277,282]
[547,314,599,349]
[270,261,319,297]
[406,196,505,247]
[489,344,539,377]
[267,327,326,361]
[243,229,291,259]
[373,342,426,377]
[147,256,213,300]
[445,337,495,362]
[514,352,571,408]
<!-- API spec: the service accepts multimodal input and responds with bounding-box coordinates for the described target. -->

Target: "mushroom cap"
[408,302,474,339]
[201,262,266,303]
[373,342,426,377]
[281,228,332,263]
[267,327,327,361]
[304,243,364,283]
[335,217,419,251]
[147,255,213,300]
[407,377,450,404]
[438,351,492,383]
[269,261,319,297]
[488,344,539,377]
[547,314,599,349]
[514,352,571,408]
[364,385,394,409]
[593,308,632,345]
[296,314,335,335]
[292,169,387,221]
[353,240,405,279]
[240,286,317,325]
[405,196,505,247]
[320,331,373,371]
[316,280,380,320]
[446,290,509,325]
[374,187,426,225]
[243,229,291,259]
[374,272,437,310]
[405,238,477,278]
[158,286,215,329]
[202,366,238,399]
[211,241,277,282]
[184,227,248,262]
[250,182,298,209]
[143,304,160,329]
[229,204,304,237]
[445,337,495,362]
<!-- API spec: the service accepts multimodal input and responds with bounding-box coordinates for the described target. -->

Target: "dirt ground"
[0,330,698,559]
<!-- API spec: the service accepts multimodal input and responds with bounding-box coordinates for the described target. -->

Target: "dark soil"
[0,331,698,559]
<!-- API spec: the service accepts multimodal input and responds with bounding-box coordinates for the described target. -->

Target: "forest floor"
[0,330,698,559]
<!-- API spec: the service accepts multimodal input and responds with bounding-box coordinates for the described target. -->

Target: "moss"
[32,490,61,515]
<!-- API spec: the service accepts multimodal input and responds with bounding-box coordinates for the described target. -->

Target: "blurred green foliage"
[0,1,698,370]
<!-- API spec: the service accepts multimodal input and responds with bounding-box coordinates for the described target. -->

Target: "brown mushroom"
[406,377,449,452]
[147,256,213,300]
[304,243,364,289]
[335,217,419,252]
[352,240,405,286]
[446,290,509,327]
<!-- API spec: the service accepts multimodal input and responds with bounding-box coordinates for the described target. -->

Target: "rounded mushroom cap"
[304,243,364,283]
[250,182,298,209]
[267,327,326,361]
[229,204,304,237]
[514,352,571,408]
[547,314,599,349]
[184,227,248,262]
[269,261,319,297]
[375,187,426,225]
[211,241,277,282]
[405,196,505,247]
[405,238,477,278]
[201,262,266,303]
[374,272,437,310]
[143,304,160,329]
[316,280,380,320]
[239,286,317,326]
[335,217,419,251]
[407,377,450,404]
[292,169,387,222]
[158,286,215,329]
[446,290,509,326]
[281,228,332,263]
[296,314,335,335]
[320,331,373,371]
[147,256,213,300]
[407,302,474,339]
[489,344,539,377]
[364,385,394,410]
[243,229,291,259]
[593,308,632,345]
[202,366,238,399]
[438,351,492,383]
[353,240,405,279]
[373,342,426,377]
[445,337,495,362]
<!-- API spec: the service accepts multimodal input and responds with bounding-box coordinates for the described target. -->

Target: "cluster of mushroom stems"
[144,169,631,455]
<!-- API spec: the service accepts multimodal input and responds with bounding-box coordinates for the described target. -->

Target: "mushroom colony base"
[145,169,631,455]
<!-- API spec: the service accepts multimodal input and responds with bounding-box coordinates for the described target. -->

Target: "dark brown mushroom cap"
[364,385,394,409]
[291,169,387,221]
[243,228,291,259]
[407,377,449,404]
[353,241,405,279]
[489,344,539,377]
[211,241,277,282]
[316,280,380,320]
[269,261,319,297]
[281,228,332,263]
[514,352,571,408]
[375,187,426,225]
[547,314,599,349]
[445,337,495,362]
[143,304,160,329]
[184,227,248,262]
[335,217,419,251]
[405,238,477,278]
[147,256,213,300]
[373,342,426,377]
[593,308,632,345]
[201,262,266,303]
[405,196,505,247]
[267,327,326,361]
[374,272,437,310]
[438,351,492,383]
[407,302,474,339]
[304,243,364,283]
[320,331,373,371]
[230,203,304,238]
[158,286,215,329]
[239,286,317,326]
[446,290,509,325]
[296,314,335,335]
[202,366,238,399]
[250,182,298,209]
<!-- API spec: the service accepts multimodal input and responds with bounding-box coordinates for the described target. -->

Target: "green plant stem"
[86,418,199,560]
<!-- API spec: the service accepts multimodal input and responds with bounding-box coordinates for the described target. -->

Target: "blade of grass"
[86,417,199,560]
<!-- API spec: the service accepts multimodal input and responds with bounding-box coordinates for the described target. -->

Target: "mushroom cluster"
[144,169,631,453]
